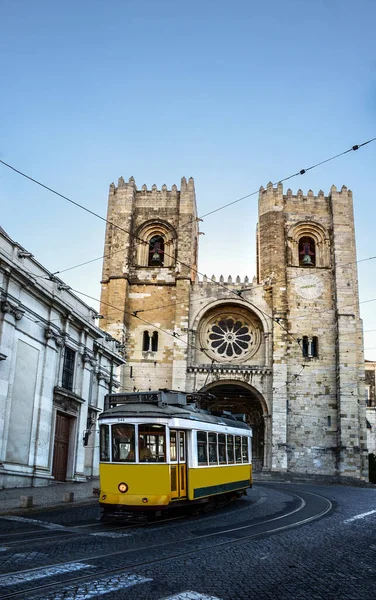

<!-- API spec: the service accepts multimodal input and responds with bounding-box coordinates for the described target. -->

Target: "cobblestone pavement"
[0,483,375,599]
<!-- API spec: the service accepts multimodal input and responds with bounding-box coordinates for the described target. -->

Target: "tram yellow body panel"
[99,463,171,507]
[188,464,252,501]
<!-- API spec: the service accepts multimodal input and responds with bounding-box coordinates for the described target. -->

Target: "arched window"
[302,336,318,358]
[151,331,158,352]
[299,236,316,267]
[142,331,150,351]
[148,235,165,266]
[136,221,176,267]
[142,331,159,352]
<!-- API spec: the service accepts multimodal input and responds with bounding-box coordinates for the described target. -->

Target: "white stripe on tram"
[162,593,223,600]
[0,562,93,587]
[41,574,152,600]
[344,509,376,523]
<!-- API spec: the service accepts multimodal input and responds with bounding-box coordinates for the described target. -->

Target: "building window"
[62,347,75,391]
[142,331,159,352]
[208,317,252,358]
[142,331,150,351]
[148,235,165,266]
[302,336,318,358]
[299,236,316,267]
[151,331,158,352]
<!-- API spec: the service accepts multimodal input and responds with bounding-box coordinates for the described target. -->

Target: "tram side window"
[227,435,235,464]
[242,437,249,462]
[100,425,110,461]
[235,436,242,463]
[138,424,166,462]
[112,424,135,462]
[197,431,208,464]
[218,434,226,464]
[208,432,218,465]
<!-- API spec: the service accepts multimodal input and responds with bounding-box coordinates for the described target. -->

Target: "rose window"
[208,318,252,358]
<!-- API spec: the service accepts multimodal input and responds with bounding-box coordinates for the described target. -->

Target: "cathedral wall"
[187,278,273,401]
[100,175,366,481]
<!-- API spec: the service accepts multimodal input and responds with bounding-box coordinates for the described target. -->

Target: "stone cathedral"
[100,177,368,481]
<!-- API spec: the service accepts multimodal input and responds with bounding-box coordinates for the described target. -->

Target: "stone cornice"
[188,364,271,375]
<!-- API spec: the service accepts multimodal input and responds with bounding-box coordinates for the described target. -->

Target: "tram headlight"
[118,482,128,493]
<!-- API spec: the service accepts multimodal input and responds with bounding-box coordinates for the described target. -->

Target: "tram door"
[170,430,186,499]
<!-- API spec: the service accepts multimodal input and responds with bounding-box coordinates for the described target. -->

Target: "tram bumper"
[100,493,170,510]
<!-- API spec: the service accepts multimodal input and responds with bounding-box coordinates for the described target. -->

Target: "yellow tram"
[98,390,252,517]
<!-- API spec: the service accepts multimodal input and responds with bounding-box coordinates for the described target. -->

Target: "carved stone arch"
[192,300,269,364]
[200,379,270,471]
[191,298,271,336]
[135,220,177,267]
[204,378,269,415]
[287,221,330,268]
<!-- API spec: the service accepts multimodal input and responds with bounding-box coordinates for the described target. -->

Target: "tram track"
[0,513,188,547]
[0,487,333,600]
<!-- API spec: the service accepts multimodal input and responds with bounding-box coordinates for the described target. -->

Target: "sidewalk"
[0,479,99,515]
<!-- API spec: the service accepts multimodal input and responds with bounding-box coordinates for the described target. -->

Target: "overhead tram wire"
[24,137,376,278]
[35,251,376,335]
[177,136,376,228]
[1,136,375,352]
[70,286,214,357]
[1,136,375,279]
[71,287,307,389]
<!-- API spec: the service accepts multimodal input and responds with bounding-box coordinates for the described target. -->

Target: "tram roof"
[99,402,251,431]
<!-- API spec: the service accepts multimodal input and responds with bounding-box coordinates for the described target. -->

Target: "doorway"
[170,430,187,499]
[52,412,72,481]
[201,383,266,471]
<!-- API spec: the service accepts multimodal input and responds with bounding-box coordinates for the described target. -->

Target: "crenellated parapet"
[109,176,195,198]
[196,274,256,288]
[259,182,352,210]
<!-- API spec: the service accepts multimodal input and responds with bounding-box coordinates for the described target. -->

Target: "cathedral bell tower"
[100,176,199,393]
[257,182,367,480]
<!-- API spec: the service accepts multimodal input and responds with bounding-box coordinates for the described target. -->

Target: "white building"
[0,226,124,489]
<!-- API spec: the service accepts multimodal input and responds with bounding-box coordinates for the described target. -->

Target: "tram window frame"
[208,432,218,465]
[197,431,208,465]
[235,436,242,463]
[112,424,135,462]
[227,435,235,464]
[218,433,226,464]
[138,424,166,462]
[242,436,249,463]
[99,425,110,462]
[170,430,177,462]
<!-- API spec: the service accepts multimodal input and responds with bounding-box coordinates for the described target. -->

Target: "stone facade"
[100,178,368,481]
[0,227,124,488]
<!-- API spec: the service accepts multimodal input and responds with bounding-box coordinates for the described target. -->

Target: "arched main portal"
[201,382,267,472]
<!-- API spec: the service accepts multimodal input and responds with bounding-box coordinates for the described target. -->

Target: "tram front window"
[100,425,110,461]
[112,424,135,462]
[138,424,166,462]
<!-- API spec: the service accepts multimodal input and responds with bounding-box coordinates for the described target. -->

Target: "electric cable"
[2,137,375,355]
[1,135,374,290]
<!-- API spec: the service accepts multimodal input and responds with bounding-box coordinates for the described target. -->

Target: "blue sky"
[1,0,376,358]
